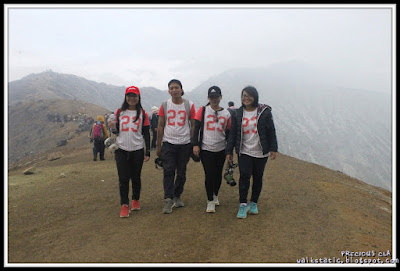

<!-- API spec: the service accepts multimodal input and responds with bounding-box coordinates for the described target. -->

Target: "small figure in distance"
[89,115,109,161]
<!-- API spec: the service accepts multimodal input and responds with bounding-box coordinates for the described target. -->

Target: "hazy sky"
[6,4,394,93]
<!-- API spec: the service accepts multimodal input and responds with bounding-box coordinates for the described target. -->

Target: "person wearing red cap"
[156,79,196,214]
[111,85,151,218]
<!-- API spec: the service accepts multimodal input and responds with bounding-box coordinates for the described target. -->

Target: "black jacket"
[225,104,278,156]
[151,113,158,131]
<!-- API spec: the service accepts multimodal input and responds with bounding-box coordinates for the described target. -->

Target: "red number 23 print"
[206,115,226,131]
[243,117,257,134]
[167,110,187,126]
[121,115,142,132]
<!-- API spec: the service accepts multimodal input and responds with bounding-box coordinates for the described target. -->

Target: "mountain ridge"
[7,142,392,263]
[8,70,170,114]
[7,98,109,163]
[7,63,392,191]
[185,64,392,191]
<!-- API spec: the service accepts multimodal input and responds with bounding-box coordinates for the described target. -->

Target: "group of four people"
[110,79,278,219]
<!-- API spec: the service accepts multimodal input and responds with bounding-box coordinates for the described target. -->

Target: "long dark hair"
[120,95,142,123]
[241,86,259,108]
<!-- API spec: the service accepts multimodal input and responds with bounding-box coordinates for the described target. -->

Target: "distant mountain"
[7,71,170,113]
[7,62,392,191]
[184,61,392,191]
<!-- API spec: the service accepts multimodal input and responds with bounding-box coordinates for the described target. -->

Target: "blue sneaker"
[249,202,258,215]
[237,204,249,219]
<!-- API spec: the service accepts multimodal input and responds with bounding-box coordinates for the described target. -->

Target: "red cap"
[125,86,140,95]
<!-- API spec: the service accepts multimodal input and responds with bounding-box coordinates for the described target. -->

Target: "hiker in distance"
[156,79,196,214]
[192,86,232,213]
[111,86,151,218]
[89,115,109,161]
[150,106,159,149]
[227,101,236,116]
[225,86,278,219]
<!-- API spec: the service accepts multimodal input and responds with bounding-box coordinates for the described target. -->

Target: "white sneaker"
[206,201,216,213]
[213,194,220,206]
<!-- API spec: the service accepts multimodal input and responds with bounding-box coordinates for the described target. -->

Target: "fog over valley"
[8,60,393,191]
[6,5,394,191]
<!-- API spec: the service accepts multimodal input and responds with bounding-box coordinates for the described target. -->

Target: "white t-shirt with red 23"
[116,109,150,152]
[241,108,269,158]
[194,105,231,152]
[158,99,196,145]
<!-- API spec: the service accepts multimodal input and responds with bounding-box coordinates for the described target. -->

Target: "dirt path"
[7,148,392,265]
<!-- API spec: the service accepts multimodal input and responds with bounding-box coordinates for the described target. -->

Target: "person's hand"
[144,156,150,162]
[193,146,200,157]
[269,151,277,160]
[226,154,233,163]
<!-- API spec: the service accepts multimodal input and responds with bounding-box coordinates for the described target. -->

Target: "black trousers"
[151,129,157,149]
[200,150,226,201]
[115,148,144,205]
[93,139,105,160]
[238,154,269,204]
[161,142,191,199]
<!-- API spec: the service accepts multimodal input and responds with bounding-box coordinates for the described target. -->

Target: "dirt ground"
[7,145,393,266]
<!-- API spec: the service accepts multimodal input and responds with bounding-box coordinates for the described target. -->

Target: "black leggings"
[238,154,269,204]
[151,130,157,148]
[200,150,226,201]
[115,148,144,205]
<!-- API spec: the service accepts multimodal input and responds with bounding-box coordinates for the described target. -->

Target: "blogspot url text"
[296,250,399,264]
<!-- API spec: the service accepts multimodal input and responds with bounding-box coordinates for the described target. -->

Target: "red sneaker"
[131,200,141,211]
[120,204,130,218]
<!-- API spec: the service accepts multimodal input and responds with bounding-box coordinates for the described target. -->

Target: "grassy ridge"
[7,146,392,264]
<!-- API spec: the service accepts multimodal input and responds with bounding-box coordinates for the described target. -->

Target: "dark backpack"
[93,122,104,140]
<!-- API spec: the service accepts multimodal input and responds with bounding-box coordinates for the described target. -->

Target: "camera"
[108,143,119,153]
[224,161,237,186]
[155,157,163,169]
[104,137,111,148]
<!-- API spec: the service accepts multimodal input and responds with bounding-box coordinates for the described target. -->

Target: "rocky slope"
[7,99,109,163]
